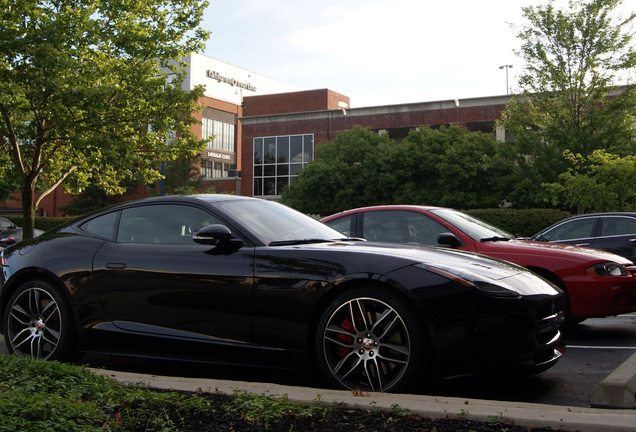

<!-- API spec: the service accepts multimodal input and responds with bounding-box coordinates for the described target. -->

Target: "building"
[1,53,511,217]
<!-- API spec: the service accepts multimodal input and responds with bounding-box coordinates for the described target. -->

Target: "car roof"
[562,212,636,219]
[323,205,446,219]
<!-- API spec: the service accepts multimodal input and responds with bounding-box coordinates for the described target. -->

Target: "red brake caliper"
[336,317,354,357]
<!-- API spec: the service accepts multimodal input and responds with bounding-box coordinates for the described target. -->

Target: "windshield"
[430,208,512,241]
[215,199,346,245]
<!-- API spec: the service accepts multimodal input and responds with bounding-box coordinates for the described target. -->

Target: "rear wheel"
[315,287,425,393]
[2,280,75,361]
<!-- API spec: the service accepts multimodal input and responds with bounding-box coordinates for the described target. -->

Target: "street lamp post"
[499,64,513,95]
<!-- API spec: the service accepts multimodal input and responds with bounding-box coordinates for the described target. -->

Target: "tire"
[2,280,75,361]
[315,287,425,393]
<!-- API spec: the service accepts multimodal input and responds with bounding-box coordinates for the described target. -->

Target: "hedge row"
[2,216,70,232]
[4,209,571,239]
[465,208,572,238]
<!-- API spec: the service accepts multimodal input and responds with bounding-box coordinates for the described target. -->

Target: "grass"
[0,354,325,431]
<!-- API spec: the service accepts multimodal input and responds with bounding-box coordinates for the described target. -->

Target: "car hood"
[294,240,560,296]
[479,239,634,266]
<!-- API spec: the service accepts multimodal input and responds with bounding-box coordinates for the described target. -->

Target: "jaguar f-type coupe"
[0,195,564,392]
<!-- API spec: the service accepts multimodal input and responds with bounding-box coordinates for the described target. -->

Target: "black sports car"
[0,195,564,392]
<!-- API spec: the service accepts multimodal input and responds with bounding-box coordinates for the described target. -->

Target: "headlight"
[419,264,520,298]
[586,262,627,277]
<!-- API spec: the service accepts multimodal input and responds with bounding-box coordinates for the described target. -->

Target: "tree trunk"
[21,184,36,241]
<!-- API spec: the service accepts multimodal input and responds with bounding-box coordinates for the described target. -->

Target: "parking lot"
[2,313,634,408]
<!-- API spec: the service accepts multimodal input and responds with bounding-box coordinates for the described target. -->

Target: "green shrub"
[0,354,214,432]
[0,216,73,232]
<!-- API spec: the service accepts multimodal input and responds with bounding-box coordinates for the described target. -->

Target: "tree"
[499,0,636,207]
[543,150,636,212]
[394,126,515,209]
[281,126,398,215]
[281,126,515,215]
[0,0,210,238]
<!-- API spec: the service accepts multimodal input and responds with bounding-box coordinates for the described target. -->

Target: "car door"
[594,215,636,261]
[90,203,254,345]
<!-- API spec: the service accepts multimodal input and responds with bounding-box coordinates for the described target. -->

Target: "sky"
[200,0,632,108]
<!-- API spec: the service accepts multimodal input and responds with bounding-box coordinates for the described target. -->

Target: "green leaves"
[281,126,514,215]
[500,0,636,209]
[0,0,210,236]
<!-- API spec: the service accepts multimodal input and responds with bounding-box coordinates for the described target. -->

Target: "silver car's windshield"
[215,199,345,245]
[430,208,512,241]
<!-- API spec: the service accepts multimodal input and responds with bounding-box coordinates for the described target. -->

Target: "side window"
[117,205,222,244]
[324,215,352,236]
[601,217,636,237]
[82,211,119,240]
[405,213,448,246]
[362,210,447,245]
[542,218,596,241]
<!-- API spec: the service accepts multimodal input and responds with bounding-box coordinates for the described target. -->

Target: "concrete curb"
[591,352,636,409]
[94,369,636,432]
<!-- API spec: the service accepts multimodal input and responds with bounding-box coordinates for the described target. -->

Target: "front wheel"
[315,287,425,393]
[2,280,75,361]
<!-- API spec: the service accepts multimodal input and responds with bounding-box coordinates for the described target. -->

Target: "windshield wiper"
[269,238,332,246]
[337,237,366,242]
[480,236,511,242]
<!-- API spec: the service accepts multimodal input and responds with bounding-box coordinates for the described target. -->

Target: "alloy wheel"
[6,286,62,359]
[321,296,412,392]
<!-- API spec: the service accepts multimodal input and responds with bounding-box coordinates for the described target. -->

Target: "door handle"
[106,263,126,269]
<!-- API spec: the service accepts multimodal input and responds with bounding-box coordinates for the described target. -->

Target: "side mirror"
[193,224,233,245]
[437,232,462,248]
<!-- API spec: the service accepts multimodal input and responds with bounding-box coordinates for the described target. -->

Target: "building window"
[200,108,237,180]
[201,159,236,180]
[202,118,235,152]
[253,134,314,196]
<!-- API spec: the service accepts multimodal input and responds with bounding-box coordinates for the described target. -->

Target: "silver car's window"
[542,218,596,241]
[117,205,221,244]
[600,216,636,237]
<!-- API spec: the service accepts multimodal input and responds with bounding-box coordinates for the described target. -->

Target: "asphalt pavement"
[2,336,635,431]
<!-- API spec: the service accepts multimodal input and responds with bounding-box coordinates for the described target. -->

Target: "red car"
[322,205,636,322]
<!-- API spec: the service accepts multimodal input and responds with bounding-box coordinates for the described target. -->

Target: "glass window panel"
[277,137,289,163]
[264,165,276,176]
[277,164,289,176]
[601,217,636,236]
[254,178,262,195]
[323,214,352,236]
[82,211,119,240]
[264,178,276,195]
[254,138,263,165]
[543,218,595,241]
[264,137,276,164]
[290,163,303,175]
[304,135,314,161]
[290,136,303,163]
[254,165,262,176]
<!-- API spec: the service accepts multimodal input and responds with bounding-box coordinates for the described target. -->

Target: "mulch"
[169,392,575,432]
